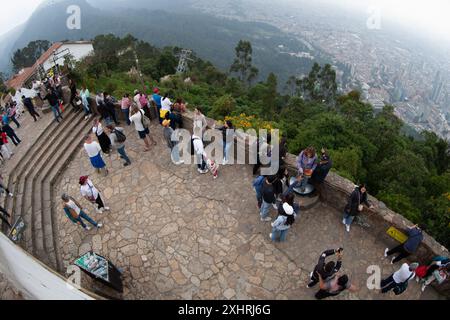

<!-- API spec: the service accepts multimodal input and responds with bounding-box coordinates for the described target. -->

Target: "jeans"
[343,212,355,226]
[171,144,181,163]
[271,228,289,242]
[386,244,411,264]
[260,200,272,219]
[51,104,63,122]
[380,274,397,293]
[75,211,98,229]
[7,132,21,145]
[122,109,131,125]
[109,109,119,124]
[254,188,262,208]
[118,146,131,164]
[299,175,310,190]
[83,102,91,116]
[10,115,20,128]
[223,141,233,162]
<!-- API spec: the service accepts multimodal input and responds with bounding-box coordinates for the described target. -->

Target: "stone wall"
[109,100,449,296]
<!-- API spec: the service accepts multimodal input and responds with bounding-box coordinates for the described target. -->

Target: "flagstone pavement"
[52,120,444,300]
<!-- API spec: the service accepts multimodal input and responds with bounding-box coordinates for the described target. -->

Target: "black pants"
[315,289,340,300]
[308,272,320,288]
[7,132,21,146]
[386,244,411,263]
[95,194,105,209]
[424,264,440,279]
[108,109,119,125]
[0,206,11,228]
[380,274,397,293]
[10,116,20,128]
[27,107,41,121]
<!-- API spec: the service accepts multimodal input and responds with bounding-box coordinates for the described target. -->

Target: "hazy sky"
[1,0,449,40]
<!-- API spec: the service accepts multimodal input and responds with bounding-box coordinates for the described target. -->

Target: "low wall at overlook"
[84,93,449,297]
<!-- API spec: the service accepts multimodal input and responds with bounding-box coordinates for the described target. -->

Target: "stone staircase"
[3,101,92,273]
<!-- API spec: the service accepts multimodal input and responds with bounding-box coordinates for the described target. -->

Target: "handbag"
[140,110,151,128]
[393,272,414,295]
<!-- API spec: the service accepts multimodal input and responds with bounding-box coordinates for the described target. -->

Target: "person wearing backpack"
[380,262,418,295]
[79,176,110,214]
[106,124,131,167]
[129,104,156,152]
[270,202,295,242]
[61,193,103,231]
[162,119,183,165]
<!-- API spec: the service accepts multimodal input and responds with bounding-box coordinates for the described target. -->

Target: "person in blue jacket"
[384,224,424,264]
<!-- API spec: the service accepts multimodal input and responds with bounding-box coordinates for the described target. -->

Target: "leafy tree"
[230,40,259,87]
[261,73,278,119]
[210,94,237,119]
[11,40,51,72]
[0,72,6,93]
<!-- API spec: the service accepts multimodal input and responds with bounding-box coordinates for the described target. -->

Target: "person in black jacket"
[43,89,63,123]
[2,124,21,146]
[307,248,343,288]
[260,175,277,222]
[342,184,374,233]
[69,79,80,111]
[311,148,332,184]
[104,93,119,125]
[22,96,41,122]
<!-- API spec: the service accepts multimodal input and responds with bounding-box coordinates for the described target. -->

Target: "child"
[206,157,219,180]
[270,202,295,242]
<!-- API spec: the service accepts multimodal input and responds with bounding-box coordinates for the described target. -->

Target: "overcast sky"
[1,0,449,41]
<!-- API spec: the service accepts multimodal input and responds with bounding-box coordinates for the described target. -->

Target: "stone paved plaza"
[51,119,442,300]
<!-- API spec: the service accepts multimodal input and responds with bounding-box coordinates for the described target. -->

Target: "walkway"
[53,121,443,300]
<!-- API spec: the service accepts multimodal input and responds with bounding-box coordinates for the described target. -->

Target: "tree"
[230,40,259,87]
[284,75,297,96]
[11,40,51,72]
[261,73,278,120]
[0,72,6,93]
[210,94,237,119]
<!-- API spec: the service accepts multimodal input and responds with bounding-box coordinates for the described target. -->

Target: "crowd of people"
[1,74,448,300]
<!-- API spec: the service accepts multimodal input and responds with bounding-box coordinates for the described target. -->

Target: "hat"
[61,193,70,201]
[409,262,419,270]
[283,203,294,216]
[153,88,160,94]
[162,120,171,127]
[79,176,89,185]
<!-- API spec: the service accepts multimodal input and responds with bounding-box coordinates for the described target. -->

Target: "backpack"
[114,129,127,143]
[140,110,151,128]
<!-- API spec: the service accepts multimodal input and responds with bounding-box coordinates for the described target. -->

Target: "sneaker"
[272,203,278,210]
[197,168,203,174]
[269,233,273,239]
[174,160,184,165]
[261,217,272,222]
[384,248,389,258]
[8,193,13,197]
[85,226,92,231]
[96,208,103,214]
[201,169,209,174]
[390,258,395,264]
[103,207,110,212]
[345,225,350,233]
[421,284,427,292]
[124,162,130,167]
[97,223,103,229]
[342,218,346,225]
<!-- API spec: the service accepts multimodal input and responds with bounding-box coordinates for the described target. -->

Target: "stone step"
[31,113,89,270]
[11,109,79,255]
[37,115,93,272]
[298,193,321,211]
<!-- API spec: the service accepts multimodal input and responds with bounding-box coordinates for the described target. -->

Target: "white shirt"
[161,97,172,111]
[393,263,415,283]
[130,110,145,132]
[134,94,142,108]
[192,136,205,156]
[84,141,102,158]
[92,123,104,135]
[66,200,81,216]
[80,179,99,200]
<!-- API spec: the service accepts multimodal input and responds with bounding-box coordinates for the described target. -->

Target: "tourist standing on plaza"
[106,124,132,167]
[95,92,105,109]
[384,224,424,264]
[22,96,41,122]
[69,79,79,110]
[139,92,152,120]
[193,107,207,139]
[152,88,163,123]
[216,120,235,165]
[162,119,183,165]
[0,205,12,228]
[282,193,300,218]
[315,273,357,300]
[0,128,13,159]
[253,175,265,209]
[61,193,103,231]
[0,174,13,197]
[104,92,120,125]
[43,88,64,123]
[134,90,142,108]
[5,104,20,129]
[307,248,343,289]
[121,93,132,125]
[129,105,156,152]
[92,119,111,154]
[380,262,418,295]
[192,134,208,174]
[296,147,317,192]
[79,176,110,214]
[253,133,272,176]
[342,184,374,233]
[80,86,92,120]
[270,202,295,242]
[83,134,108,176]
[161,93,173,117]
[260,175,277,222]
[311,148,333,184]
[2,123,21,146]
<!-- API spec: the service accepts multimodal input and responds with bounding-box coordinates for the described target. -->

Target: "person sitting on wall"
[295,146,317,193]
